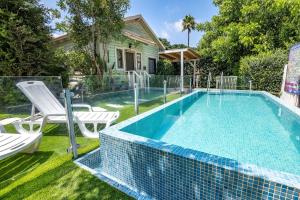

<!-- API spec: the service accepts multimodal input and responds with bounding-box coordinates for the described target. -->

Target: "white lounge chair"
[16,81,120,138]
[0,118,42,160]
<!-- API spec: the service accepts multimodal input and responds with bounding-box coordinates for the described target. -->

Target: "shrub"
[239,49,287,93]
[156,59,175,75]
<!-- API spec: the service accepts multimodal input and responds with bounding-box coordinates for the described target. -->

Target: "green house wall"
[104,39,159,73]
[55,19,161,74]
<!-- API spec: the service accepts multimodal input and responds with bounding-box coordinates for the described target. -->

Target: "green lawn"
[0,93,181,200]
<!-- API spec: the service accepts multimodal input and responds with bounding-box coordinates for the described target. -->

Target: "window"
[148,58,156,74]
[117,49,123,69]
[136,53,141,70]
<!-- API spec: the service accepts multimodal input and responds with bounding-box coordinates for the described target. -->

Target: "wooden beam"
[185,51,197,59]
[159,53,177,60]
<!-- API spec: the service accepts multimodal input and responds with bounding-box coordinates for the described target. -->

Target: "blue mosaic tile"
[75,90,300,199]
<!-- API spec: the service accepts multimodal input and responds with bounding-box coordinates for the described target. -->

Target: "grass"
[0,93,181,200]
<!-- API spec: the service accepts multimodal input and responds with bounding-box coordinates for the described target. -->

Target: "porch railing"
[216,75,237,90]
[126,71,140,88]
[139,71,151,90]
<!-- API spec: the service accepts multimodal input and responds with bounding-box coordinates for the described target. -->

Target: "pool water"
[121,92,300,176]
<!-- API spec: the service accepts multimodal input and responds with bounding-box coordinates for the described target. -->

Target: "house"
[53,14,165,75]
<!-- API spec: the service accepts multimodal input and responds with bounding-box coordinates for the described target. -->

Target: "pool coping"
[76,89,300,192]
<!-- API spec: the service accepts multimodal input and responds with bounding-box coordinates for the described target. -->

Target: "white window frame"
[135,52,142,71]
[115,48,125,70]
[115,46,143,72]
[148,57,157,74]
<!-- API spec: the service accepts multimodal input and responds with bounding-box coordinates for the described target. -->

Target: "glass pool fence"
[0,74,278,158]
[0,75,190,155]
[0,74,269,118]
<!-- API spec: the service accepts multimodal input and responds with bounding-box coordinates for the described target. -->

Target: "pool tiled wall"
[77,132,300,200]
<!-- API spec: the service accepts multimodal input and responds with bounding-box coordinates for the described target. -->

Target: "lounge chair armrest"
[0,118,21,126]
[72,104,93,112]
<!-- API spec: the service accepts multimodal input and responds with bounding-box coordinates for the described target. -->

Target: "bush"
[156,59,175,75]
[239,49,287,93]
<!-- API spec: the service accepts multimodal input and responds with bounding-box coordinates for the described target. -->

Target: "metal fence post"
[189,78,192,93]
[147,75,150,93]
[63,89,78,159]
[249,80,252,91]
[196,75,199,88]
[220,72,224,93]
[163,80,167,104]
[207,72,211,91]
[81,87,84,103]
[134,83,139,114]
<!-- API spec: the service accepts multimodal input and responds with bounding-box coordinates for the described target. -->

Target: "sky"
[41,0,218,47]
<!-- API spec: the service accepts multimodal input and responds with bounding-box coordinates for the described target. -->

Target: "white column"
[193,60,196,87]
[180,51,184,92]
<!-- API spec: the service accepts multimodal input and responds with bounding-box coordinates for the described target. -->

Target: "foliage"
[171,43,188,49]
[197,0,300,75]
[0,78,26,109]
[159,38,187,50]
[57,0,130,76]
[239,49,287,93]
[0,0,64,76]
[182,15,196,47]
[54,48,92,75]
[158,38,171,49]
[157,59,175,75]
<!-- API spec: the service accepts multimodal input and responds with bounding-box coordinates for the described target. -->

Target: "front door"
[126,52,135,71]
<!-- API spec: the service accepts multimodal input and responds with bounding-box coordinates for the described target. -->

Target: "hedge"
[239,49,287,94]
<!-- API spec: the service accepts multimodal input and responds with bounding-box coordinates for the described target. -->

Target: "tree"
[182,15,196,47]
[0,0,63,76]
[197,0,300,75]
[159,38,187,50]
[171,43,188,49]
[159,38,171,49]
[57,0,130,76]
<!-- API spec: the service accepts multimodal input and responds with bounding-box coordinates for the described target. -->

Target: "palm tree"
[182,15,196,47]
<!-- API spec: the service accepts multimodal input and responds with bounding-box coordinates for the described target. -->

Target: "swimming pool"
[122,92,300,176]
[76,90,300,199]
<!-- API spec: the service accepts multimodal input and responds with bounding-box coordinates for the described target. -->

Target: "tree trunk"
[92,23,102,77]
[188,29,190,48]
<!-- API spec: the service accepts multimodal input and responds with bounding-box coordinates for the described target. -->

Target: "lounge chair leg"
[105,122,111,128]
[22,136,42,154]
[77,122,99,138]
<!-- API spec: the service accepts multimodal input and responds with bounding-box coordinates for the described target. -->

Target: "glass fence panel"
[0,76,73,150]
[70,75,134,112]
[198,74,257,91]
[0,76,63,115]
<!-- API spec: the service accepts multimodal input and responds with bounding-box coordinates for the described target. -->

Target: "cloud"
[159,30,169,39]
[157,19,183,40]
[163,19,183,33]
[173,19,183,32]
